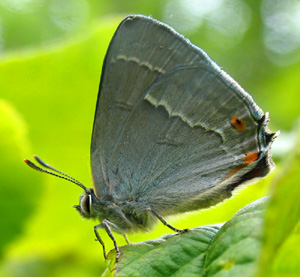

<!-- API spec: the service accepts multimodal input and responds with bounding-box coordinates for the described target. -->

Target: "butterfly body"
[75,189,158,233]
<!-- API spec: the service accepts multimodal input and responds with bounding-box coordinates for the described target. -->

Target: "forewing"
[91,15,215,196]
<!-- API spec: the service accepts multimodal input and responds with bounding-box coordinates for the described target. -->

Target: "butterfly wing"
[91,15,214,194]
[91,15,276,215]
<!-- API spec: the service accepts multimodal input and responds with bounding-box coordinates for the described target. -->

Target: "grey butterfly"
[25,15,278,262]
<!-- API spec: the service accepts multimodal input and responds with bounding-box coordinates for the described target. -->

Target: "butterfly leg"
[94,220,122,262]
[146,207,189,233]
[103,220,120,262]
[94,224,107,259]
[123,234,130,244]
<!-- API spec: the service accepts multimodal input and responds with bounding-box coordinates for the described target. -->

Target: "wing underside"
[90,15,273,214]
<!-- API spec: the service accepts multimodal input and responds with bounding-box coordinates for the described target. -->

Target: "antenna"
[24,155,90,194]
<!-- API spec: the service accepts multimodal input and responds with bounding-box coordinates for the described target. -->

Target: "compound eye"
[80,194,91,217]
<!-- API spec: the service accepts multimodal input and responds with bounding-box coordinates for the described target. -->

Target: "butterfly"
[25,15,278,262]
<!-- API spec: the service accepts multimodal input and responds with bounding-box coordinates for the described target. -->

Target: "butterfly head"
[74,189,100,219]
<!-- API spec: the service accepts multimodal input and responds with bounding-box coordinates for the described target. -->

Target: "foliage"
[0,1,299,276]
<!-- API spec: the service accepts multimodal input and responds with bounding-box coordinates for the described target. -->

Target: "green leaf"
[103,198,267,277]
[257,121,300,276]
[108,225,222,277]
[204,199,267,277]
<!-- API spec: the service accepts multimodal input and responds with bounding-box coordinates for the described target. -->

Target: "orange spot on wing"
[226,152,259,178]
[244,152,259,164]
[231,116,246,131]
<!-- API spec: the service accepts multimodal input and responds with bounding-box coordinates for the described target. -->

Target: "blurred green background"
[0,0,299,276]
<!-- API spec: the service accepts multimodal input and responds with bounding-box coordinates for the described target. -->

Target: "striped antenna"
[24,155,90,194]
